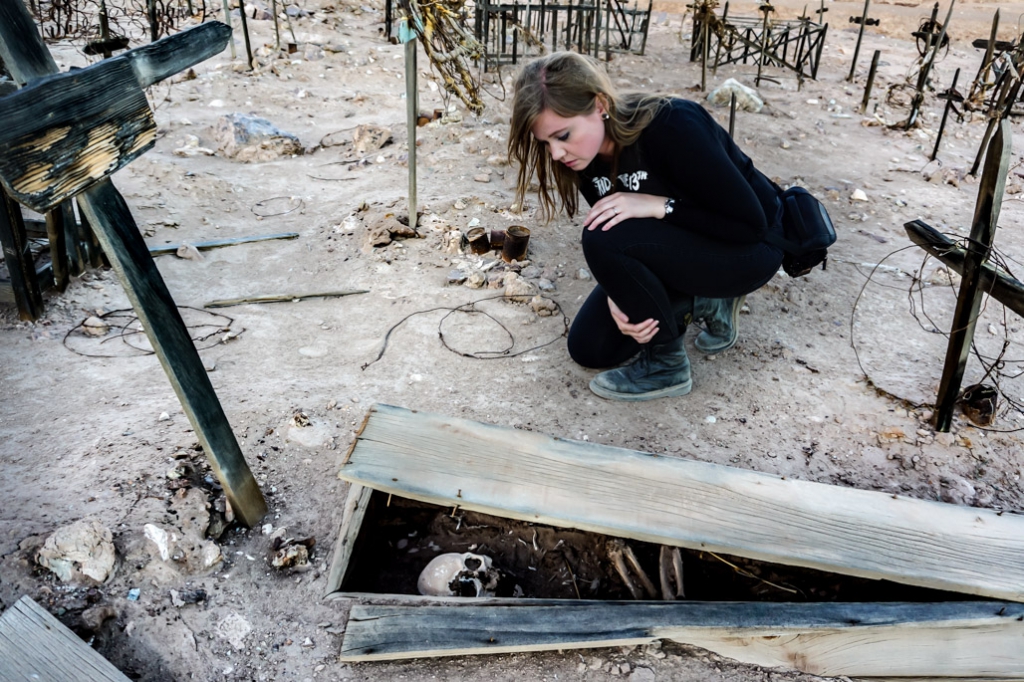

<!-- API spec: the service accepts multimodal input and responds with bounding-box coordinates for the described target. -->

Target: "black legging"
[567,217,784,369]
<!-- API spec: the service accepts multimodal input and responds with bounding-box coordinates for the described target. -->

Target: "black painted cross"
[0,0,267,526]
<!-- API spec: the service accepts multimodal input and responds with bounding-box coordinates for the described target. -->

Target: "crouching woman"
[508,51,785,401]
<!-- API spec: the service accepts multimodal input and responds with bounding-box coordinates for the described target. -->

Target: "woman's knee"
[567,328,602,368]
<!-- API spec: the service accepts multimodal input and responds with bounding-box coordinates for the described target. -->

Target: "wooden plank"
[339,404,1024,602]
[45,202,69,291]
[325,483,374,594]
[148,232,300,257]
[0,595,131,682]
[340,601,1024,678]
[77,179,267,527]
[904,219,1024,320]
[0,57,156,213]
[0,186,43,319]
[121,22,231,88]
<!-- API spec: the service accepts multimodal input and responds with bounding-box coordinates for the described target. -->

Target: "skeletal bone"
[607,541,643,600]
[659,546,686,600]
[417,552,499,597]
[622,543,658,599]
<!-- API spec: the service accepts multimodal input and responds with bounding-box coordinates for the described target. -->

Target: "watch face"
[665,199,675,215]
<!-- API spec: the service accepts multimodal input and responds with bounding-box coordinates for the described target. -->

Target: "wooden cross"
[903,119,1013,432]
[0,0,267,526]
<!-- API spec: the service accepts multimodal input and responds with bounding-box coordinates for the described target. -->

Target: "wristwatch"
[664,198,676,217]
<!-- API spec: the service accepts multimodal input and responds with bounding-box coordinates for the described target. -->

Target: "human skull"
[417,552,499,597]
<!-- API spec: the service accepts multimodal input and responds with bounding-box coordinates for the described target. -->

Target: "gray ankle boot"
[589,334,692,401]
[694,296,745,353]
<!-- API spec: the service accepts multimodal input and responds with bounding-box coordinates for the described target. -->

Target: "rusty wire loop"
[252,196,304,217]
[63,306,242,357]
[847,237,1024,432]
[361,293,569,370]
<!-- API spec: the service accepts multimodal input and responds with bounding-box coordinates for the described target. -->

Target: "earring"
[602,113,610,121]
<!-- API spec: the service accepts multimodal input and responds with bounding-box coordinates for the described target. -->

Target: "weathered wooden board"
[339,404,1024,602]
[0,595,131,682]
[0,21,231,214]
[340,601,1024,677]
[904,219,1024,320]
[0,186,43,319]
[0,56,156,213]
[121,21,231,89]
[325,483,374,595]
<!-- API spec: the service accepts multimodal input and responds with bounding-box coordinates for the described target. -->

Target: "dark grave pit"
[334,491,975,603]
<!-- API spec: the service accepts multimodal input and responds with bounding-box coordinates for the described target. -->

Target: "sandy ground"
[3,0,1024,679]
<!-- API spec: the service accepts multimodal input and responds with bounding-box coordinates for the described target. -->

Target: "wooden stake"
[78,180,268,524]
[148,0,158,41]
[973,9,999,88]
[907,0,954,129]
[44,201,69,291]
[405,34,418,229]
[222,0,236,59]
[0,186,43,320]
[930,67,960,161]
[847,0,870,81]
[272,0,281,49]
[205,289,369,308]
[859,49,880,112]
[237,0,254,69]
[728,91,736,137]
[934,119,1011,432]
[700,10,709,92]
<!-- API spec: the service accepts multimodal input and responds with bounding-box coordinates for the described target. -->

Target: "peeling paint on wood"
[0,56,155,213]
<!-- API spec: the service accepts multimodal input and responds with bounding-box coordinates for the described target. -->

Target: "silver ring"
[613,208,619,215]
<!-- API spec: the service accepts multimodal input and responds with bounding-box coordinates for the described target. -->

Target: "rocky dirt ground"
[3,0,1024,679]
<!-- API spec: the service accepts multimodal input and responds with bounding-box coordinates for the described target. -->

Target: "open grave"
[327,404,1024,677]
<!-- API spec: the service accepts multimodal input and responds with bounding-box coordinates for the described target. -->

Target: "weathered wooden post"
[847,0,870,81]
[930,67,960,161]
[728,91,736,137]
[932,119,1011,431]
[401,4,418,229]
[905,0,954,129]
[859,48,880,112]
[0,187,43,320]
[0,1,267,526]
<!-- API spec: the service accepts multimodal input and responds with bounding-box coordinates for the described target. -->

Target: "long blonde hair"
[508,52,666,220]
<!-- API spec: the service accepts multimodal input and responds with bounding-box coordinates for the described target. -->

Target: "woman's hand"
[583,193,669,232]
[607,297,659,344]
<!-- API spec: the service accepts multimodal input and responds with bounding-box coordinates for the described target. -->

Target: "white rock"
[82,316,109,336]
[706,78,763,113]
[144,524,174,562]
[216,613,252,651]
[37,519,116,584]
[851,189,869,202]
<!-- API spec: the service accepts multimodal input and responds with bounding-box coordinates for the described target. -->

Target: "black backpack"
[765,186,837,278]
